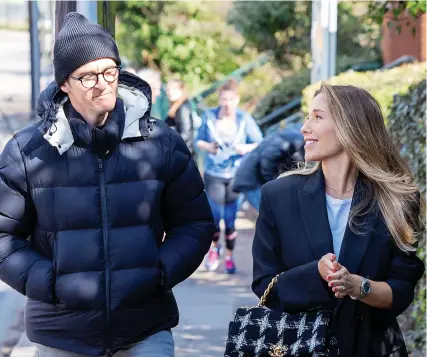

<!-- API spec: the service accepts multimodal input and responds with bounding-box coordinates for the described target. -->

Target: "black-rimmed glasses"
[69,66,121,89]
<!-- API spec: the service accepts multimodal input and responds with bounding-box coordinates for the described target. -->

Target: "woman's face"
[166,81,184,102]
[301,93,343,162]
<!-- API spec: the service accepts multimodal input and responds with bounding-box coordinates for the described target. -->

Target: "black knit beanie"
[54,12,121,85]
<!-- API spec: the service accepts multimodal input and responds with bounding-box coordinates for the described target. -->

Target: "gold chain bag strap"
[224,274,333,356]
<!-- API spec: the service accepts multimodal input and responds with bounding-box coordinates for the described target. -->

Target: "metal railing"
[264,111,304,136]
[257,97,302,128]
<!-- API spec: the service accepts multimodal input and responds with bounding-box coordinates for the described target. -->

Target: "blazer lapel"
[298,169,334,259]
[335,177,378,314]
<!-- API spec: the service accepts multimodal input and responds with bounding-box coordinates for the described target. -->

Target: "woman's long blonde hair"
[282,83,422,252]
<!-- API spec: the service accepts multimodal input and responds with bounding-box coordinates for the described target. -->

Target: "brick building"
[381,11,426,65]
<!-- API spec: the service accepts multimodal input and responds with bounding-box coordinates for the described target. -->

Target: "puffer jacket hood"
[36,71,155,155]
[0,71,214,356]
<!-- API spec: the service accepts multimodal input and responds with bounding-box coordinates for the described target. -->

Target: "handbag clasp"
[269,344,288,356]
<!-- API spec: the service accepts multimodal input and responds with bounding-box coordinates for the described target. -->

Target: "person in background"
[233,124,305,211]
[166,79,195,155]
[136,68,169,120]
[197,79,263,274]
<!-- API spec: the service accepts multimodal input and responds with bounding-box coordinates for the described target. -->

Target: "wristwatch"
[350,277,371,300]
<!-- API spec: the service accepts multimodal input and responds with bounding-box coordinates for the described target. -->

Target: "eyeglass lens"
[81,67,119,88]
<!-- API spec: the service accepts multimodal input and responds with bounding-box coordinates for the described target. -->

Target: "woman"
[166,79,195,153]
[197,79,263,274]
[252,84,424,356]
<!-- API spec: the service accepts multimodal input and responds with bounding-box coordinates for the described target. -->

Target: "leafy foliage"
[368,0,426,35]
[115,1,254,91]
[301,62,425,120]
[227,1,312,68]
[228,1,381,70]
[252,69,310,119]
[388,80,426,355]
[238,1,382,118]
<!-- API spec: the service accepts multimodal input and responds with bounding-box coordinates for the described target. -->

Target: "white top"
[325,194,352,261]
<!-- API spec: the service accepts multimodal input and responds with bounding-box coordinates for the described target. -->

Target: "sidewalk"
[0,215,257,357]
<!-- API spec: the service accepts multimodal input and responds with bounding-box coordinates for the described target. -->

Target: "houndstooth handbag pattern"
[224,274,333,356]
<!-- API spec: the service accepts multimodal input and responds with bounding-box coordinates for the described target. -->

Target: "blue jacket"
[0,72,214,356]
[232,126,304,192]
[196,107,263,179]
[253,169,424,356]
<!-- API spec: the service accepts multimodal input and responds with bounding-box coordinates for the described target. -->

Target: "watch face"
[362,280,371,294]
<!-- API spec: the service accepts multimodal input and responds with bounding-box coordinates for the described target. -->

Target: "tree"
[227,1,311,68]
[227,1,382,70]
[115,1,255,91]
[368,0,426,34]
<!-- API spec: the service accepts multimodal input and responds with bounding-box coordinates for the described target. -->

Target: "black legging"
[204,174,239,250]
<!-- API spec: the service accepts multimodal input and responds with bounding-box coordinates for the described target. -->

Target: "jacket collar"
[298,168,378,271]
[37,72,152,155]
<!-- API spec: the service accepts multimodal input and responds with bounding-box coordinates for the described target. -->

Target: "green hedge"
[253,69,310,119]
[388,80,426,355]
[301,62,426,121]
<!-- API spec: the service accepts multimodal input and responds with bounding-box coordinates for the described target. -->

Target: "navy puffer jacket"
[233,126,304,192]
[0,72,214,356]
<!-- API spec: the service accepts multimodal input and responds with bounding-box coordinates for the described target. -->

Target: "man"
[233,124,305,211]
[0,12,214,357]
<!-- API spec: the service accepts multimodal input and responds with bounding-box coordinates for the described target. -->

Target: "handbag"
[224,274,333,356]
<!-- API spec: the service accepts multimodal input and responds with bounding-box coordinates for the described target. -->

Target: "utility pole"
[55,1,115,38]
[55,1,76,36]
[328,0,338,78]
[310,0,338,84]
[29,0,40,117]
[97,1,116,38]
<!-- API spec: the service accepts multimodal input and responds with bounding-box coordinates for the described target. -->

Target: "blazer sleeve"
[252,183,334,312]
[385,244,424,316]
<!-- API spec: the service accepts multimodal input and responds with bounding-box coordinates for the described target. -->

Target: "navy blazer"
[252,169,424,357]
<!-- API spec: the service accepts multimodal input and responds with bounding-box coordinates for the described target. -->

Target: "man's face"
[219,90,239,116]
[61,58,119,121]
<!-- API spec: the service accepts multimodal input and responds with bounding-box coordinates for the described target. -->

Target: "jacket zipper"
[98,158,111,356]
[52,238,58,304]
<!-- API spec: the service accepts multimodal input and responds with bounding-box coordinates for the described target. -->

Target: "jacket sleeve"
[245,114,263,144]
[252,184,333,312]
[258,141,286,183]
[385,244,425,316]
[196,113,209,143]
[175,104,194,151]
[0,138,54,303]
[159,130,215,290]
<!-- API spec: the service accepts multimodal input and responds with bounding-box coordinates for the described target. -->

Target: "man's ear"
[60,81,69,94]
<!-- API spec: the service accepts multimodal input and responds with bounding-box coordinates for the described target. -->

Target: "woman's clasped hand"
[318,253,362,299]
